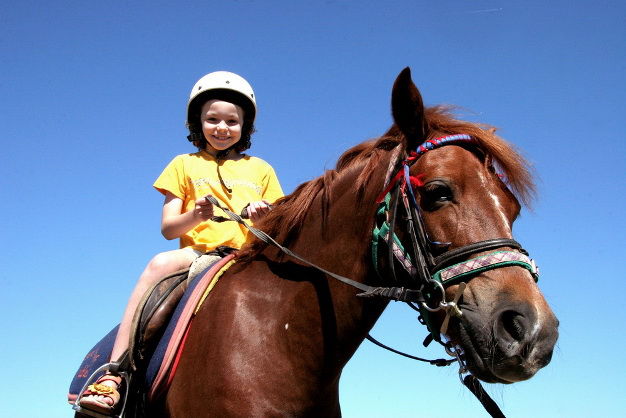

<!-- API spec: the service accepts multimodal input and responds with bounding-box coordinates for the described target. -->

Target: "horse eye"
[420,181,454,210]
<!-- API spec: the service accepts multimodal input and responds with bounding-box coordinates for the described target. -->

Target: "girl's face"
[201,99,244,155]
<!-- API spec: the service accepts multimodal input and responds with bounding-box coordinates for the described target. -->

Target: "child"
[78,71,284,415]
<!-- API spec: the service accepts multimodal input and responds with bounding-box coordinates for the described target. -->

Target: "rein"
[204,195,380,295]
[207,134,538,418]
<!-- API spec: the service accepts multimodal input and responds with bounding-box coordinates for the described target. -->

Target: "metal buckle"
[445,342,469,383]
[439,282,466,335]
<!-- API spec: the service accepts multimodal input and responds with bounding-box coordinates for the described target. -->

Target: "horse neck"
[276,150,394,365]
[288,151,391,280]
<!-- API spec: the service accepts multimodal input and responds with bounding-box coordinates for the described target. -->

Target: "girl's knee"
[145,250,194,277]
[146,252,176,274]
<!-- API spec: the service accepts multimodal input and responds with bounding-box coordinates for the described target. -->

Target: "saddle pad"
[67,325,119,403]
[67,254,234,404]
[146,254,235,399]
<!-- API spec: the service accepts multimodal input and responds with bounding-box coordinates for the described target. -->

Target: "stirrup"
[73,361,130,418]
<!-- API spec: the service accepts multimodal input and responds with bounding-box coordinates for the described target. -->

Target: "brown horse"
[154,68,558,417]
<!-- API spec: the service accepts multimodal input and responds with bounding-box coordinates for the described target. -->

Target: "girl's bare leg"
[80,248,198,409]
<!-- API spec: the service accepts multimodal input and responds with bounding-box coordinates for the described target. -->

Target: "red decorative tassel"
[409,174,425,188]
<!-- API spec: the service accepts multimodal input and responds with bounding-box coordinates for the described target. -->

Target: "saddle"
[68,247,236,416]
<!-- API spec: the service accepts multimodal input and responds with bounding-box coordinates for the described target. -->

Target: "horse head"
[390,68,559,383]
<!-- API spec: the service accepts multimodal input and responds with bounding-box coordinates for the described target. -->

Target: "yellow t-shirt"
[153,151,284,252]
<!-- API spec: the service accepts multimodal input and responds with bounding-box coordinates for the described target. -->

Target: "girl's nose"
[216,121,228,132]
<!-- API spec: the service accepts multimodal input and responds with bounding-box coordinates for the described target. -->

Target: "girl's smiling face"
[201,99,244,156]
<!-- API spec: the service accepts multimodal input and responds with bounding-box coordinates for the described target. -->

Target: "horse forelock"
[238,106,535,261]
[423,106,536,207]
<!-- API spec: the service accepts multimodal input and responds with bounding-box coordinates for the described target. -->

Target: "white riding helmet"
[186,71,257,127]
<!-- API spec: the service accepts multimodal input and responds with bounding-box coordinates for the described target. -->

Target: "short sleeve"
[261,164,284,203]
[153,155,188,199]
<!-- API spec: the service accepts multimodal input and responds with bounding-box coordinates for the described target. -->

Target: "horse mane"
[238,106,535,260]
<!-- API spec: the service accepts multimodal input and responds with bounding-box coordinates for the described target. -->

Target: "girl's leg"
[110,248,198,361]
[80,248,198,411]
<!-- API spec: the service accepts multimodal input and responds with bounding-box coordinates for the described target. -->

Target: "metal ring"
[444,341,458,357]
[420,279,446,312]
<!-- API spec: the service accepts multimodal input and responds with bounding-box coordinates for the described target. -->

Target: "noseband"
[369,134,538,344]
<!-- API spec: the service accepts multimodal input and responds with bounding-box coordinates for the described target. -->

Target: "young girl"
[79,71,284,415]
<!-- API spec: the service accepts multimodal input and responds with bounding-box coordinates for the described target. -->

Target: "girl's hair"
[186,90,256,153]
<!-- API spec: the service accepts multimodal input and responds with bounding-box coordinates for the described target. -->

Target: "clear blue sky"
[1,1,624,417]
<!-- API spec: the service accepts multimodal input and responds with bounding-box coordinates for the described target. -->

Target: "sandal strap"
[80,383,121,413]
[95,373,122,386]
[85,383,120,398]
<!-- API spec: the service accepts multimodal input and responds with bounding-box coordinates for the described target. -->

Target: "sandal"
[78,373,122,415]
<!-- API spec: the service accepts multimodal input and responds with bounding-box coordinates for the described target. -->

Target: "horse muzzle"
[457,300,559,384]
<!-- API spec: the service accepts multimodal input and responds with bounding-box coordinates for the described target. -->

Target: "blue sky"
[1,1,624,417]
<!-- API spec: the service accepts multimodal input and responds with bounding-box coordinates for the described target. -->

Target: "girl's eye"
[420,181,454,210]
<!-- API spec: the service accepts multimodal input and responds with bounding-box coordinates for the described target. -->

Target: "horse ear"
[391,67,427,151]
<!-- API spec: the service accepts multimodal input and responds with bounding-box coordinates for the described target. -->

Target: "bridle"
[369,134,538,346]
[365,133,539,418]
[206,134,539,418]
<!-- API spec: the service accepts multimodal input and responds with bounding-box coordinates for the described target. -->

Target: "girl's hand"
[246,200,272,222]
[194,195,214,221]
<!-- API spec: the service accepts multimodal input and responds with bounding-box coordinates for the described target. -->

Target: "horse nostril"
[491,306,558,379]
[499,310,528,343]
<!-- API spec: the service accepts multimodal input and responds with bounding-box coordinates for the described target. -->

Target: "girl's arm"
[160,192,214,240]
